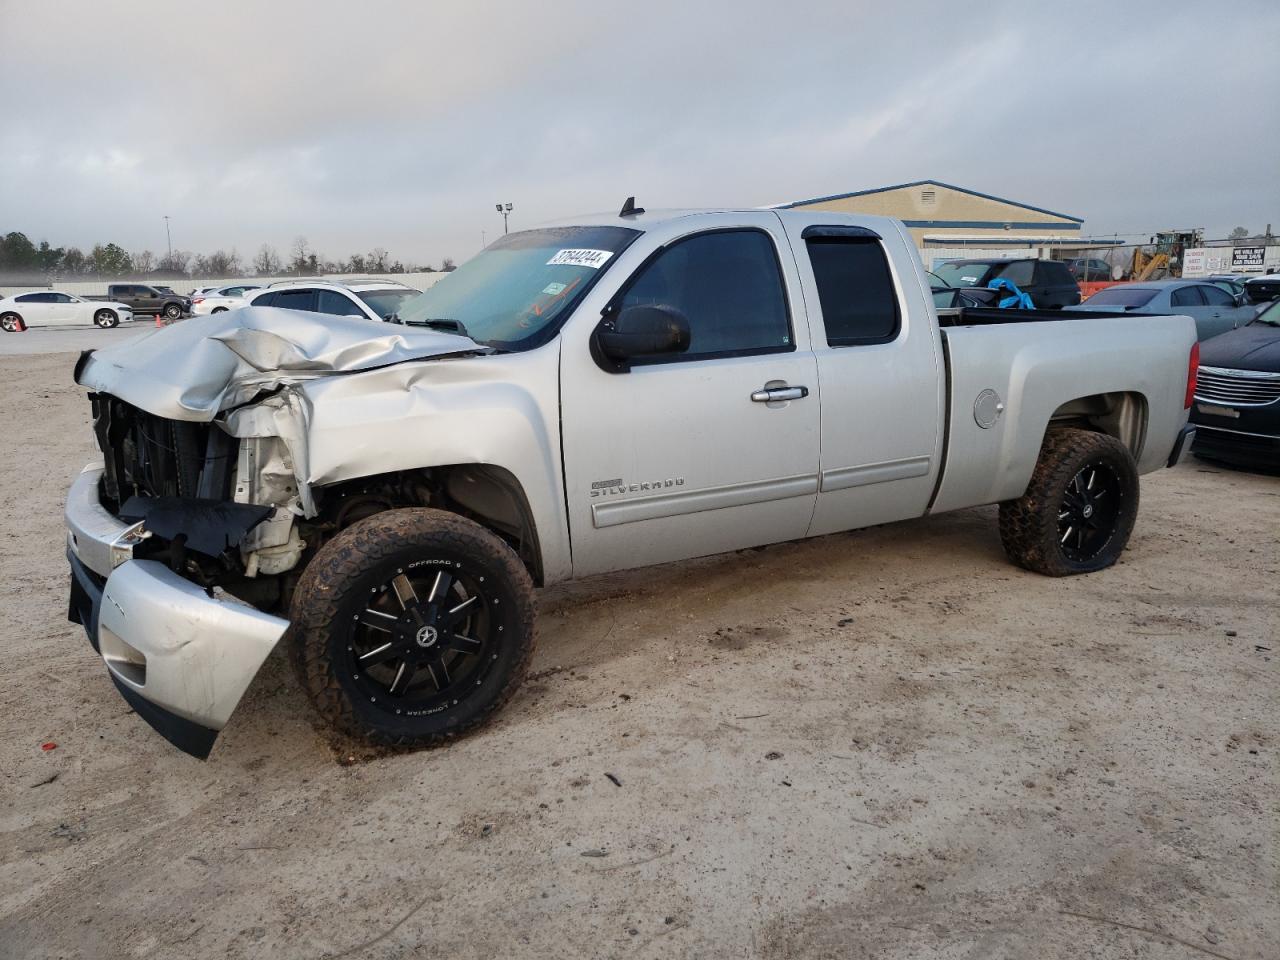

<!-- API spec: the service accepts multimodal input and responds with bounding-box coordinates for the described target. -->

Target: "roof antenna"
[619,196,644,217]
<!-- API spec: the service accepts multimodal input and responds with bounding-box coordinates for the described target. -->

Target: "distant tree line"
[0,230,457,282]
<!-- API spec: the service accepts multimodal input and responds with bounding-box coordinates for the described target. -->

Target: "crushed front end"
[67,393,300,758]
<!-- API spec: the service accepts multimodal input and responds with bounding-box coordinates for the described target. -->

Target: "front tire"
[93,309,118,328]
[0,313,25,333]
[291,509,536,748]
[999,428,1139,576]
[164,303,183,320]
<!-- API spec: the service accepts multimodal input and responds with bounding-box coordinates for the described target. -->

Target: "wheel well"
[1048,391,1147,459]
[312,465,545,585]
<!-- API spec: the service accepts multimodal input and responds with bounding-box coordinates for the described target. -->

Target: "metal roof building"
[776,179,1093,249]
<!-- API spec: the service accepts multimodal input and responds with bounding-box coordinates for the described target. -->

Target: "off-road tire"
[93,309,118,328]
[291,508,536,748]
[999,427,1139,576]
[163,302,183,320]
[0,312,25,333]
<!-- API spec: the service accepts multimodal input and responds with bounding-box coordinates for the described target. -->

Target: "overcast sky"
[2,0,1277,266]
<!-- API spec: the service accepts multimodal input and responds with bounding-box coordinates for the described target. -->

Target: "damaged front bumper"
[66,464,289,758]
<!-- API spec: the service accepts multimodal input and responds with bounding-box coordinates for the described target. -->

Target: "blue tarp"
[987,277,1034,309]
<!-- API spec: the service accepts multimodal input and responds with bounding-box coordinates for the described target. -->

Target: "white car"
[0,291,134,332]
[191,283,264,316]
[246,278,421,322]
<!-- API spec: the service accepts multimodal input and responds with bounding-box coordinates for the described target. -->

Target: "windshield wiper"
[404,317,471,337]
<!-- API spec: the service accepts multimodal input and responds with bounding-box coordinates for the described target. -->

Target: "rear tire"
[164,303,183,320]
[291,508,536,748]
[0,313,24,333]
[211,307,228,314]
[999,428,1139,576]
[93,309,118,328]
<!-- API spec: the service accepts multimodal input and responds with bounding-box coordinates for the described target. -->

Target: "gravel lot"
[0,348,1275,960]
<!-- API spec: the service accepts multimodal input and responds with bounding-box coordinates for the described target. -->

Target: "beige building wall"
[784,181,1084,246]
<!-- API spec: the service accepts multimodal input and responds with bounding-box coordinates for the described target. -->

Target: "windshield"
[1083,287,1157,307]
[357,288,420,319]
[932,262,993,287]
[396,225,640,349]
[1254,300,1280,325]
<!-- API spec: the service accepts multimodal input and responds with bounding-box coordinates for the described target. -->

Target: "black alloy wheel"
[291,508,536,747]
[347,563,498,715]
[164,302,183,320]
[1056,461,1122,563]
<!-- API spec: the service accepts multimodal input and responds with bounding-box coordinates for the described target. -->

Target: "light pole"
[495,202,512,234]
[163,215,173,260]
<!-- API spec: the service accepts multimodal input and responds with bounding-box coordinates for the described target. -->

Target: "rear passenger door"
[1170,285,1226,340]
[1199,283,1253,331]
[777,216,944,536]
[271,289,319,313]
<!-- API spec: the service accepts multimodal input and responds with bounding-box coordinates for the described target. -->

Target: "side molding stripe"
[592,474,818,529]
[820,456,931,493]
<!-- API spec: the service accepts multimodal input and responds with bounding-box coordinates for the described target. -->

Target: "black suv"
[931,258,1081,309]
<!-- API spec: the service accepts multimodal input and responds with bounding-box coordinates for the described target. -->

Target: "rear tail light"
[1184,341,1199,409]
[193,297,204,304]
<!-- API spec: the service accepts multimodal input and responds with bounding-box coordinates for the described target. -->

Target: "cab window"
[805,237,900,346]
[614,229,791,362]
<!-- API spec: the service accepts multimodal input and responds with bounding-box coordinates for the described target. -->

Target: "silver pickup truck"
[66,207,1200,758]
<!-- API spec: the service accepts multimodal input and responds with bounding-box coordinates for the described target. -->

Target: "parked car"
[1068,258,1115,282]
[1189,298,1280,471]
[246,278,421,322]
[931,258,1080,308]
[1203,275,1249,305]
[89,283,189,320]
[927,270,999,309]
[67,208,1197,757]
[191,283,263,315]
[1243,274,1280,305]
[1066,279,1255,340]
[0,290,134,331]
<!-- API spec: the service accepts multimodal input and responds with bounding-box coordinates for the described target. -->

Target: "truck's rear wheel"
[164,303,183,320]
[1,312,25,332]
[290,508,536,748]
[998,428,1139,576]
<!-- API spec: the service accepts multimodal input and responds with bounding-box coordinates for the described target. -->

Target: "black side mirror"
[594,304,690,372]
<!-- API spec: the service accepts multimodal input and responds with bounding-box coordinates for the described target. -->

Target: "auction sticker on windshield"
[547,249,613,269]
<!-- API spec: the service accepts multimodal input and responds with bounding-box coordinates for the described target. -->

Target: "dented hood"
[74,307,483,420]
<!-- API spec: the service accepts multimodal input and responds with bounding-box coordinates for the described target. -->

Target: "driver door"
[560,216,821,577]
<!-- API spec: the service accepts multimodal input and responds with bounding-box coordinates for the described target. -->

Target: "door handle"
[751,384,809,403]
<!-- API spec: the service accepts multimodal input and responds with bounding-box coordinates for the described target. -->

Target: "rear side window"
[1037,262,1073,285]
[1086,287,1157,307]
[250,291,276,307]
[997,261,1035,286]
[805,238,900,346]
[615,229,791,361]
[1171,286,1204,307]
[15,293,42,303]
[273,289,319,312]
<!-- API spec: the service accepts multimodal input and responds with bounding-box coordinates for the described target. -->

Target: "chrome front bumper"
[66,464,289,758]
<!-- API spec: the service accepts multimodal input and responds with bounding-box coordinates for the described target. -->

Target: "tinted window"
[15,293,43,303]
[1037,261,1074,285]
[1171,286,1204,307]
[1199,285,1234,306]
[52,293,75,303]
[805,238,900,345]
[318,290,366,317]
[273,289,318,312]
[997,261,1035,286]
[249,291,276,307]
[1084,287,1158,307]
[616,229,791,360]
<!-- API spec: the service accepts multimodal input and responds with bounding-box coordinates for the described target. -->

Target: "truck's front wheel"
[998,428,1139,576]
[291,508,536,748]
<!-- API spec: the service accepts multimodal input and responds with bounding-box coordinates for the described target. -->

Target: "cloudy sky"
[2,0,1277,266]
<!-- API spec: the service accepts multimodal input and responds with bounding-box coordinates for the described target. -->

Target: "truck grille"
[1194,367,1280,407]
[89,393,235,511]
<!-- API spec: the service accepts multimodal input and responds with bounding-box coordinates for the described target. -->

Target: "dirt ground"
[0,348,1275,960]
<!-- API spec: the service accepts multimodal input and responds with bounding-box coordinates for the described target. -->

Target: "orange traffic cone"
[155,313,164,328]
